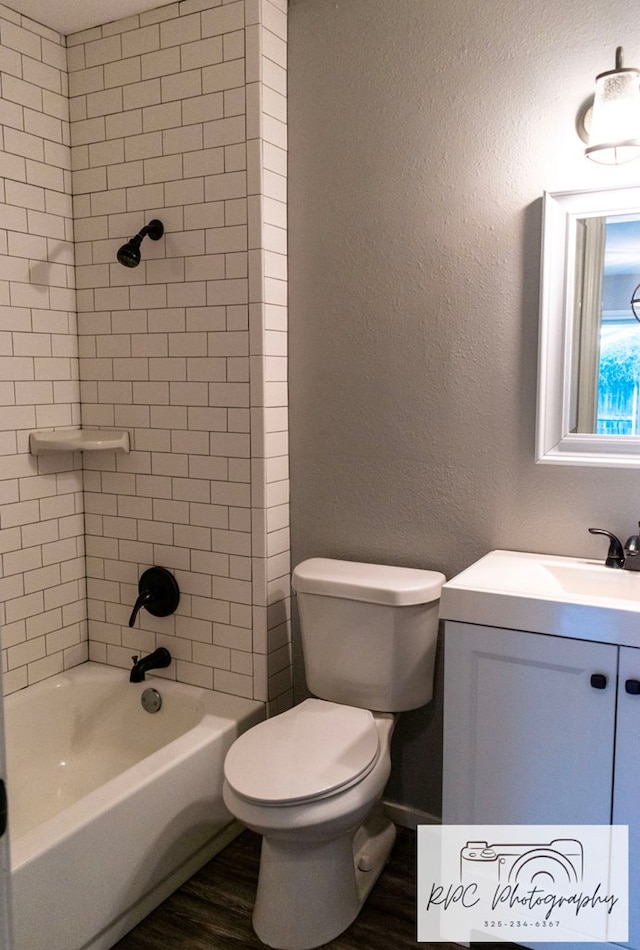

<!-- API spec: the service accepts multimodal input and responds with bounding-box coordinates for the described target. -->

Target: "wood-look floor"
[113,826,459,950]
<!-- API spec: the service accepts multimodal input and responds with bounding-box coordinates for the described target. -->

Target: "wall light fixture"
[585,47,640,164]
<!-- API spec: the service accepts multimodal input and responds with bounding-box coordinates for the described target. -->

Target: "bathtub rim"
[6,660,265,950]
[5,661,264,869]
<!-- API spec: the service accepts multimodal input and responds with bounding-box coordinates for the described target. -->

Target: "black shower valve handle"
[128,586,154,627]
[128,566,180,627]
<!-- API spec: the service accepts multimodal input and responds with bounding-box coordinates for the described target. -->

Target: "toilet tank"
[292,558,446,712]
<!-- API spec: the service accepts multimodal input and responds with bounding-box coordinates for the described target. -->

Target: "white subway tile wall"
[0,0,290,710]
[0,4,86,696]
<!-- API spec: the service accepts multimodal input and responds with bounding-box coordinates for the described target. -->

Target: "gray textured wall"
[288,0,640,816]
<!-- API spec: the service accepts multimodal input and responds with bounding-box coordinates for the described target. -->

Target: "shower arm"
[136,220,163,242]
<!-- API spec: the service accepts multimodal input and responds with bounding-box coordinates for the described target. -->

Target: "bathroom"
[2,0,640,945]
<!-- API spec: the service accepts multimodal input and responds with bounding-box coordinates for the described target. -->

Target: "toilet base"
[252,805,397,950]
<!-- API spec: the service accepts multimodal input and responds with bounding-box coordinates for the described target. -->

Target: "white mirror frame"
[537,184,640,467]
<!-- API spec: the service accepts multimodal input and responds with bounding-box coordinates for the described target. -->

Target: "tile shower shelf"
[29,428,130,455]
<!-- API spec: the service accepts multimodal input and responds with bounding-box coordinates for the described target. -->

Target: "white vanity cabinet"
[442,620,640,950]
[442,622,618,825]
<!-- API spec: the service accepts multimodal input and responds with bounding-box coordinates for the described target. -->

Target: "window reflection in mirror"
[573,213,640,435]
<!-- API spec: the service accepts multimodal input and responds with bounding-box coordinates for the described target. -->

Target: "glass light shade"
[586,65,640,164]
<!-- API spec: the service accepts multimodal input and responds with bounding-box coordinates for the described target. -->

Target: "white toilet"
[223,557,445,950]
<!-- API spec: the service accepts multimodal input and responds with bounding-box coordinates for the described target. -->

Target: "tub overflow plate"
[141,687,162,713]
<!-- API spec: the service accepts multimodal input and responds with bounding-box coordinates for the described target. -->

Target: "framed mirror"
[537,184,640,467]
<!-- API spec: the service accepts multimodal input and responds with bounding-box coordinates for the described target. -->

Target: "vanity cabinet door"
[612,646,640,950]
[443,622,617,825]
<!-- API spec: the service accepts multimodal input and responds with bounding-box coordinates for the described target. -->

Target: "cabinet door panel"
[443,622,616,825]
[612,646,640,950]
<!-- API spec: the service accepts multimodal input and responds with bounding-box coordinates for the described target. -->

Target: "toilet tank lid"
[292,558,446,606]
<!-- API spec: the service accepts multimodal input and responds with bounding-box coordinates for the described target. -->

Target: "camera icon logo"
[460,838,583,887]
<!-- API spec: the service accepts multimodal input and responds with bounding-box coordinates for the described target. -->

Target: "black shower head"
[117,233,143,267]
[117,219,164,268]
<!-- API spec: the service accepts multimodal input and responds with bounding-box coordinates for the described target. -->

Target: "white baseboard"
[383,799,441,830]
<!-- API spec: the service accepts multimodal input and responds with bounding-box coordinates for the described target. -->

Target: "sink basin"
[447,549,640,601]
[440,550,640,645]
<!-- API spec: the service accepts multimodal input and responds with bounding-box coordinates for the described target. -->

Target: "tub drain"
[141,687,162,713]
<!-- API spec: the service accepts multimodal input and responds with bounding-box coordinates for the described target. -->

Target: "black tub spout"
[130,647,172,683]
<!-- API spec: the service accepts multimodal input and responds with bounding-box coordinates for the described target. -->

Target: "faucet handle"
[131,655,139,665]
[588,528,625,568]
[623,522,640,571]
[624,521,640,554]
[129,567,180,628]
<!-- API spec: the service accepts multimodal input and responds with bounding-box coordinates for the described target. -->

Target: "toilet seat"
[224,698,380,805]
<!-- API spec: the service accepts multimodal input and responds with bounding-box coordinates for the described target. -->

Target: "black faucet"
[588,524,640,570]
[130,647,172,683]
[588,528,625,568]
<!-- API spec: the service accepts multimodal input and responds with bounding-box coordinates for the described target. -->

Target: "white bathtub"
[3,662,264,950]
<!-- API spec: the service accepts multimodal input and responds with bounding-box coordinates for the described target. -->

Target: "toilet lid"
[224,699,380,805]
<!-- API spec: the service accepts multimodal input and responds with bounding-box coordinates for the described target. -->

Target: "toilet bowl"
[223,557,445,950]
[223,700,397,950]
